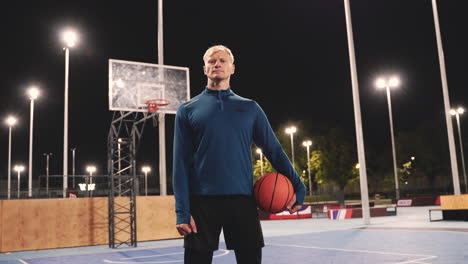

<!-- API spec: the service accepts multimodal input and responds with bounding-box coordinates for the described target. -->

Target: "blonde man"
[173,45,306,263]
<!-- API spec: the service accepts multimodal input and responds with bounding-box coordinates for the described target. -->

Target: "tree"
[309,127,358,205]
[252,153,308,188]
[395,121,450,192]
[398,160,414,185]
[253,157,275,181]
[273,121,313,186]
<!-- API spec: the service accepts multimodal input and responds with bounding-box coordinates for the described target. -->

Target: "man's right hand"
[176,216,197,236]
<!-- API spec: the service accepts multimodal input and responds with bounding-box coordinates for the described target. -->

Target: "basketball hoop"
[145,99,170,113]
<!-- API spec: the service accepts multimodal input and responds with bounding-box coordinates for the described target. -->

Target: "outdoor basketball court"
[1,206,466,264]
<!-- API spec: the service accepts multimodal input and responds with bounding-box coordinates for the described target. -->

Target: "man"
[173,45,306,264]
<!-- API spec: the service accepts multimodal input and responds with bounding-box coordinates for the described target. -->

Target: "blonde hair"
[203,45,235,63]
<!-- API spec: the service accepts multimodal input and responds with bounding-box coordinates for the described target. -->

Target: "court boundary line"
[119,252,184,260]
[356,226,468,234]
[268,243,438,263]
[14,248,230,264]
[6,243,185,262]
[102,249,230,264]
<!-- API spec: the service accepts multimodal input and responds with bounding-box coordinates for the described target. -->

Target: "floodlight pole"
[71,148,76,188]
[305,143,312,196]
[157,0,167,196]
[256,149,264,176]
[43,153,52,195]
[63,47,70,198]
[7,125,13,200]
[144,170,149,196]
[285,127,297,166]
[344,0,370,224]
[385,85,400,199]
[17,170,21,199]
[431,0,461,195]
[28,98,35,198]
[290,133,295,166]
[454,113,467,192]
[118,139,122,196]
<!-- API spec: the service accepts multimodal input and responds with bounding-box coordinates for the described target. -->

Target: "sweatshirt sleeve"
[173,105,192,225]
[252,102,306,205]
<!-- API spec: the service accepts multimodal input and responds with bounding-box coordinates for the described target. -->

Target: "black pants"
[184,195,264,263]
[184,247,262,264]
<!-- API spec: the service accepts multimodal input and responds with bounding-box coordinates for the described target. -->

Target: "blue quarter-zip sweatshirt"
[173,87,306,225]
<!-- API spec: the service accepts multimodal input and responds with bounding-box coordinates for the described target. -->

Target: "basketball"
[254,172,294,213]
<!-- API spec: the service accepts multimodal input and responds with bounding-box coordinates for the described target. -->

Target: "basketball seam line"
[269,172,279,212]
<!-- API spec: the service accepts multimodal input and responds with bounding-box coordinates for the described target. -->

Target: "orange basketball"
[254,172,294,213]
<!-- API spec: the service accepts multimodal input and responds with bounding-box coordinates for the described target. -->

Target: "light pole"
[86,165,96,178]
[14,165,25,199]
[142,166,151,196]
[256,148,264,176]
[285,126,297,166]
[86,165,96,194]
[62,29,78,198]
[118,138,122,196]
[303,140,312,196]
[28,87,40,198]
[43,153,52,196]
[450,107,467,193]
[71,148,76,188]
[344,0,371,224]
[431,0,461,195]
[5,116,17,200]
[376,76,401,199]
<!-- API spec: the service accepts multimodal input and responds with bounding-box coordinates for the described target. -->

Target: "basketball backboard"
[108,59,190,114]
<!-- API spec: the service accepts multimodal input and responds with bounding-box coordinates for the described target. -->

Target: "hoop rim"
[145,99,171,113]
[145,99,170,107]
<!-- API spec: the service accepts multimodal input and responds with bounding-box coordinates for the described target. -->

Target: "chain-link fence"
[0,174,172,199]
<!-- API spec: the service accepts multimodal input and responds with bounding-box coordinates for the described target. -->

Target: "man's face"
[203,51,235,81]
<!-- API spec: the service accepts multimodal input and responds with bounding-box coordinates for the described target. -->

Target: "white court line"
[17,259,29,264]
[120,252,184,260]
[395,256,437,264]
[103,249,230,264]
[8,244,185,261]
[269,244,437,263]
[356,227,468,236]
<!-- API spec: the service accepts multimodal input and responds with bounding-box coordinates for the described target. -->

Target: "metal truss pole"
[108,111,156,248]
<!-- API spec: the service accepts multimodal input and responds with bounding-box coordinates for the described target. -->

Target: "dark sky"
[0,0,467,180]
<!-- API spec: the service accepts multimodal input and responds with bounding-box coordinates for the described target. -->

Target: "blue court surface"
[1,207,467,264]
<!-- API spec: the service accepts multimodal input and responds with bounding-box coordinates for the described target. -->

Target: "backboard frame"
[108,59,190,114]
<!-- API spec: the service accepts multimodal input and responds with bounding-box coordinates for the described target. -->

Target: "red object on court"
[254,172,294,214]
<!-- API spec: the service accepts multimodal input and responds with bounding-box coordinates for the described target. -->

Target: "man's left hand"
[286,193,302,214]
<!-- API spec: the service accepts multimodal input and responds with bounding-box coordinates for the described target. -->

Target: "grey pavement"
[1,205,467,261]
[260,206,468,238]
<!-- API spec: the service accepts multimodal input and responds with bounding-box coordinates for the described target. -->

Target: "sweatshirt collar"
[204,87,234,97]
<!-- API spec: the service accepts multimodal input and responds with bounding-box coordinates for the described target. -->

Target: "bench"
[429,194,468,222]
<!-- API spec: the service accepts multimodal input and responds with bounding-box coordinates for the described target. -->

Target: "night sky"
[1,1,466,183]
